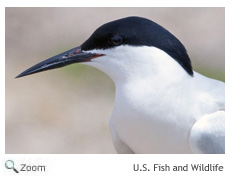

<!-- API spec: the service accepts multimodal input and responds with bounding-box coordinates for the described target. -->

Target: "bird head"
[16,16,193,81]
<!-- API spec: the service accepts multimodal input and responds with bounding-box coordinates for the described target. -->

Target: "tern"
[16,16,225,154]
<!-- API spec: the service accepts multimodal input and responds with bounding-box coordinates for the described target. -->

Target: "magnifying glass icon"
[5,160,19,173]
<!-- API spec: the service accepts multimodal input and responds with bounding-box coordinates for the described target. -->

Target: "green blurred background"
[6,7,225,154]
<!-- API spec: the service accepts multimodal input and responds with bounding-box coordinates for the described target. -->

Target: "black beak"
[16,47,104,78]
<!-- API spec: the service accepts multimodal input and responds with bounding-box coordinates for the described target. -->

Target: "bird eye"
[109,34,123,46]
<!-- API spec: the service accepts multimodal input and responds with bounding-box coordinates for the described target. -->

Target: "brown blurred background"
[5,7,225,154]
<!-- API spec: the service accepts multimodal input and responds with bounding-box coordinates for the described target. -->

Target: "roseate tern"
[16,16,225,154]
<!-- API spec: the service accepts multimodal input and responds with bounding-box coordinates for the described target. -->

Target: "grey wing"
[189,111,225,154]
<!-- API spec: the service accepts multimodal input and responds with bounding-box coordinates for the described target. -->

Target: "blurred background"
[6,7,225,154]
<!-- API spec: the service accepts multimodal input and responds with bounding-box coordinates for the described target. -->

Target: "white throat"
[85,45,191,86]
